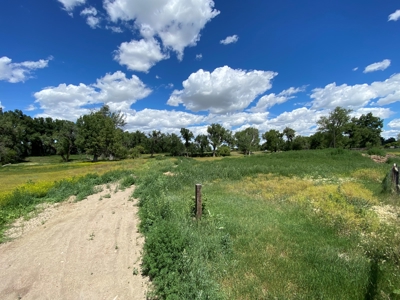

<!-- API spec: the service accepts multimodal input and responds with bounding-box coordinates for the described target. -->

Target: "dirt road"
[0,184,149,300]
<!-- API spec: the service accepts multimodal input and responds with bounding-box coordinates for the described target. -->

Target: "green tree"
[317,107,352,148]
[0,109,31,163]
[207,123,228,157]
[345,113,383,148]
[262,129,284,152]
[180,128,194,157]
[235,127,260,155]
[76,105,125,161]
[146,130,163,157]
[194,134,210,155]
[54,120,76,162]
[166,133,185,156]
[283,127,296,150]
[292,136,310,150]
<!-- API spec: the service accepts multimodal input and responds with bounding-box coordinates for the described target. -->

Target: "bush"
[367,148,386,156]
[216,145,231,157]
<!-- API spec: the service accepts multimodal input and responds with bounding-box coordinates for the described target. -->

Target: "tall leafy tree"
[146,130,163,157]
[317,106,351,148]
[262,129,284,152]
[194,134,210,155]
[0,109,31,163]
[235,127,260,155]
[166,133,185,156]
[207,123,228,157]
[180,128,194,157]
[345,112,383,148]
[76,105,125,161]
[54,120,77,162]
[283,127,296,150]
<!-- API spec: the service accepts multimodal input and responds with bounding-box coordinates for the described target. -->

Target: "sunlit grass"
[0,156,146,193]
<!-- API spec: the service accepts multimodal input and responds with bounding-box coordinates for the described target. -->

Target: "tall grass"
[134,150,400,299]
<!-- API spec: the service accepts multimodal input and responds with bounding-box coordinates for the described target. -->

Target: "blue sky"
[1,0,400,138]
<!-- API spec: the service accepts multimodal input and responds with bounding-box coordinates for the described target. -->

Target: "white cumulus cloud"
[0,56,50,83]
[388,119,400,129]
[167,66,277,114]
[363,59,391,73]
[103,0,220,60]
[114,38,168,72]
[388,10,400,21]
[251,86,306,112]
[33,71,151,121]
[311,73,400,109]
[351,107,394,119]
[80,7,100,28]
[220,35,239,45]
[125,109,205,132]
[57,0,86,14]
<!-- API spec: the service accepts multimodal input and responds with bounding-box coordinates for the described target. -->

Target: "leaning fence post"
[392,163,399,194]
[195,184,202,219]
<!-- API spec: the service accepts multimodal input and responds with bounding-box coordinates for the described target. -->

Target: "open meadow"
[1,149,400,299]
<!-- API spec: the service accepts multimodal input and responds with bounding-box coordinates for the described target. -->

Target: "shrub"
[217,145,231,157]
[367,148,386,156]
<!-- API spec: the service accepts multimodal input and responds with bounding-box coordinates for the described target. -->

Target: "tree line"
[0,106,397,164]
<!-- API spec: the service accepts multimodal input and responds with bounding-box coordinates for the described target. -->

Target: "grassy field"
[1,150,400,299]
[134,150,400,299]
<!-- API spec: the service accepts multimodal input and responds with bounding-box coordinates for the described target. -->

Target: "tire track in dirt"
[0,184,149,300]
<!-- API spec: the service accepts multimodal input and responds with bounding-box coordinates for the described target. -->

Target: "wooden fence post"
[195,184,202,219]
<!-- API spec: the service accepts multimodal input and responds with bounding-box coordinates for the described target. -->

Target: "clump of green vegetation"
[367,147,386,156]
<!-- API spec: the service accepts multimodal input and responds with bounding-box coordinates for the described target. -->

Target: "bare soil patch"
[0,184,149,300]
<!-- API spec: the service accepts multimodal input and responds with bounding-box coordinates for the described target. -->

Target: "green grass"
[0,155,146,193]
[133,150,400,299]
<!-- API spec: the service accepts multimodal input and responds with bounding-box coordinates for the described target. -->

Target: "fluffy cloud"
[57,0,85,13]
[351,107,394,119]
[363,59,391,73]
[125,109,205,132]
[104,0,220,59]
[372,74,400,105]
[168,66,277,113]
[80,7,100,28]
[388,10,400,21]
[220,35,239,45]
[388,119,400,129]
[311,74,400,109]
[206,112,269,129]
[0,56,50,83]
[257,107,325,136]
[33,71,151,121]
[114,38,168,72]
[251,86,306,112]
[311,82,375,109]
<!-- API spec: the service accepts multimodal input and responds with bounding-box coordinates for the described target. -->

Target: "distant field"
[0,155,148,193]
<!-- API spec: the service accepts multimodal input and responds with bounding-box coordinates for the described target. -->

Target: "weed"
[103,193,111,198]
[88,232,95,240]
[132,268,139,275]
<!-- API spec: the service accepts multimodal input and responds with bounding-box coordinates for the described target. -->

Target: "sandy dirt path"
[0,184,149,300]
